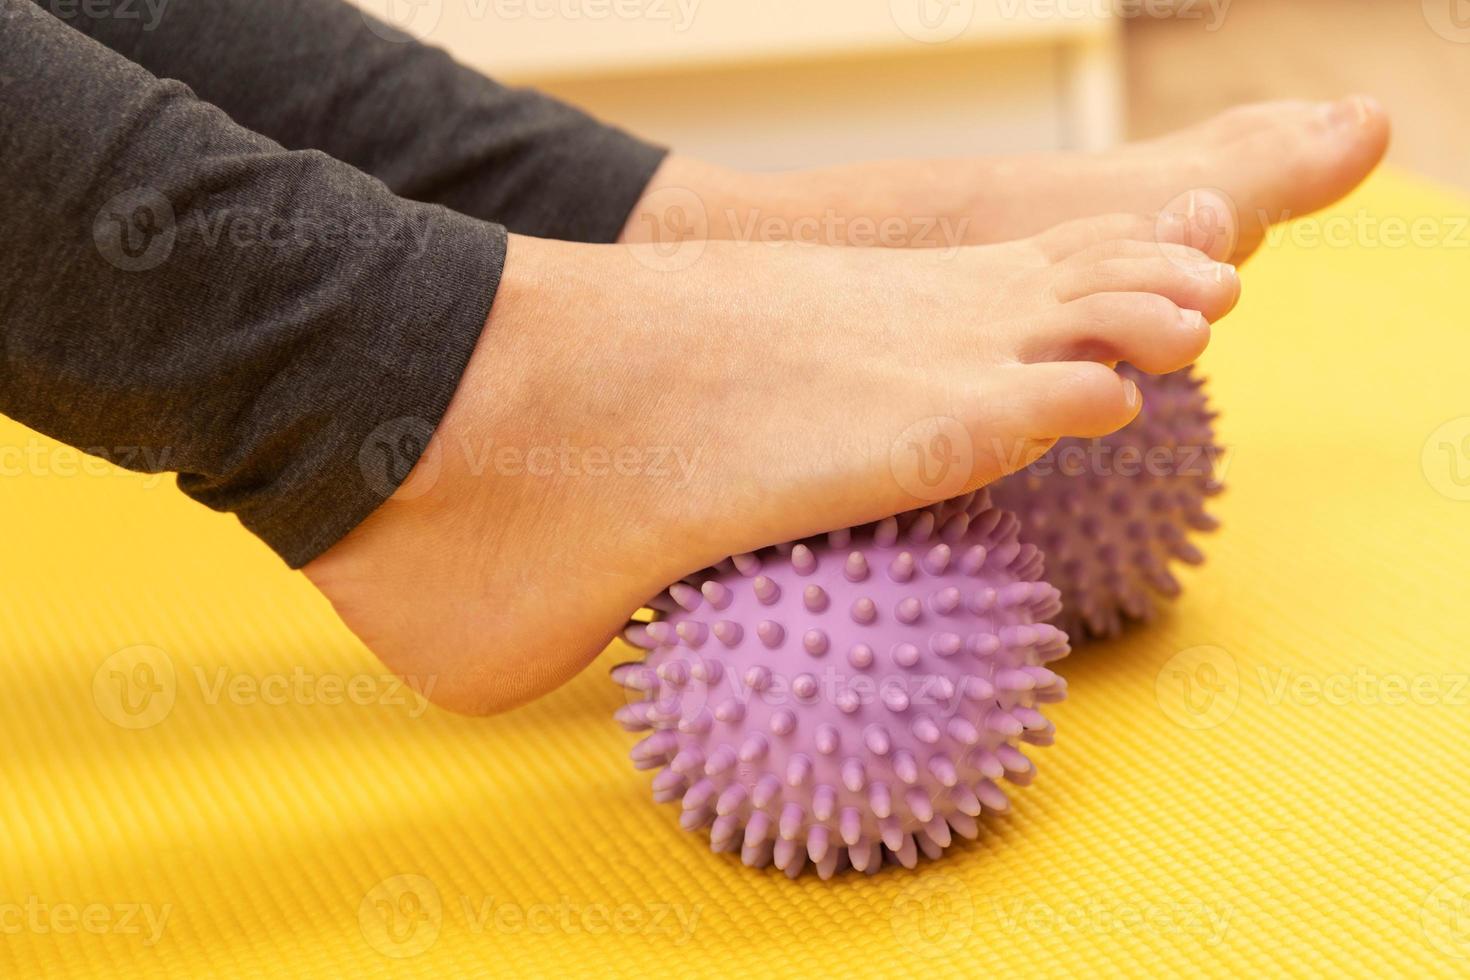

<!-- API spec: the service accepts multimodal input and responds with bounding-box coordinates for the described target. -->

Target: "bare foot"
[304,201,1239,714]
[627,97,1389,263]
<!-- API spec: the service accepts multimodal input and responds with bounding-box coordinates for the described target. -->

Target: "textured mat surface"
[4,169,1470,977]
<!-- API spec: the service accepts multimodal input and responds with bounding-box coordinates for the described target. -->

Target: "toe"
[1220,95,1391,256]
[1159,188,1239,261]
[1306,95,1392,200]
[1005,361,1143,440]
[1246,96,1390,190]
[1031,190,1239,264]
[946,362,1141,485]
[1054,249,1240,322]
[1016,293,1210,375]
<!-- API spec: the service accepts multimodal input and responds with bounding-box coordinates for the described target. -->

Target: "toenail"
[1180,308,1207,330]
[1122,378,1141,411]
[1321,96,1376,129]
[1350,95,1382,124]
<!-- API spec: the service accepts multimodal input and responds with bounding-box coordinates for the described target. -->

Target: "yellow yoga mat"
[3,167,1470,977]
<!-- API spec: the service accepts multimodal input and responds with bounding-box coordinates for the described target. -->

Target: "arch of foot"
[614,490,1069,878]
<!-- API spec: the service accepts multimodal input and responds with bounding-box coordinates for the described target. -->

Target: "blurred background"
[354,0,1470,187]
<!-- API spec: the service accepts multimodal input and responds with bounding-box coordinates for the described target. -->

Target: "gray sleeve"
[54,0,669,242]
[0,1,507,566]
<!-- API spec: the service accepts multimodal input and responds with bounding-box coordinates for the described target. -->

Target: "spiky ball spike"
[615,490,1068,878]
[990,364,1223,640]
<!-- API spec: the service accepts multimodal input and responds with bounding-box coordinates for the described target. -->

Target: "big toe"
[1209,95,1391,258]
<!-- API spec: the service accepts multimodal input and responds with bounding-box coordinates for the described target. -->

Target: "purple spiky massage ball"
[613,490,1069,878]
[990,364,1223,640]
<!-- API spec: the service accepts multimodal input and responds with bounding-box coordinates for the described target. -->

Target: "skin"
[304,98,1389,716]
[623,97,1391,264]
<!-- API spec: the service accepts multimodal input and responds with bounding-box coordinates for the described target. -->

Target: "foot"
[304,201,1239,715]
[628,97,1389,263]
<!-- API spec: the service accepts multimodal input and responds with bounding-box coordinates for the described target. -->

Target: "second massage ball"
[991,364,1223,639]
